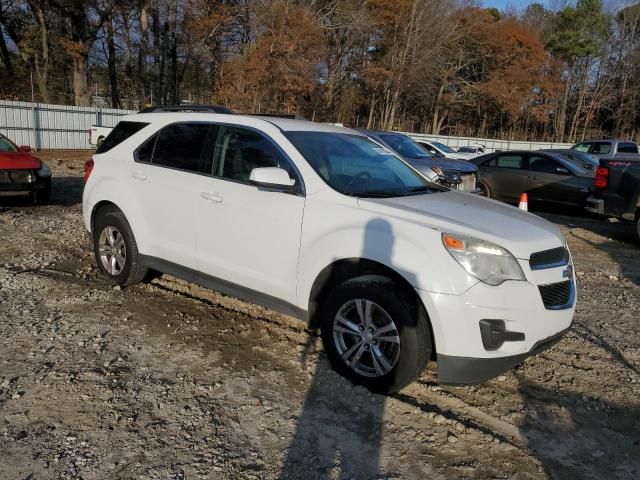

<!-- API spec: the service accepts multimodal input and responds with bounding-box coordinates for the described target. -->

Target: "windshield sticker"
[373,147,394,155]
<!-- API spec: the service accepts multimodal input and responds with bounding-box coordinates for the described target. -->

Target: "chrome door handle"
[131,171,147,180]
[201,192,222,203]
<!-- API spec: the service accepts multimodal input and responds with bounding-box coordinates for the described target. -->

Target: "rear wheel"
[320,275,432,394]
[93,208,147,286]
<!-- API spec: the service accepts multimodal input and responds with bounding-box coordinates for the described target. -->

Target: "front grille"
[529,246,569,270]
[0,170,32,183]
[539,280,572,309]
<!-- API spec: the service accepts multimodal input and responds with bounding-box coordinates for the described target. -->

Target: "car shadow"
[279,218,420,478]
[517,375,640,478]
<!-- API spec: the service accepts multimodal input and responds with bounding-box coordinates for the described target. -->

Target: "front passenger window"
[214,127,294,183]
[529,156,561,174]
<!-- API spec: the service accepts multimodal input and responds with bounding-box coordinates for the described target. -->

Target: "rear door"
[130,122,216,269]
[525,154,581,205]
[195,125,305,304]
[478,153,527,202]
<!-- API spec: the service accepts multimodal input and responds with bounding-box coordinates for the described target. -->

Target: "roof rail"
[138,105,234,114]
[248,113,306,120]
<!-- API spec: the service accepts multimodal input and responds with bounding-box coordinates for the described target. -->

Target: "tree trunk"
[107,20,120,108]
[557,64,572,142]
[0,28,11,74]
[73,54,90,106]
[153,0,161,101]
[138,1,148,107]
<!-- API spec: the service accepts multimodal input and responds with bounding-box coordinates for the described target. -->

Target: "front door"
[525,154,580,205]
[195,125,305,304]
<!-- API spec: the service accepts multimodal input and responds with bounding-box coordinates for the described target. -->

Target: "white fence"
[403,132,573,153]
[0,100,135,150]
[0,98,574,152]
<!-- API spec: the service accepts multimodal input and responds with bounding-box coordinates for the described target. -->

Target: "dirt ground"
[0,150,639,480]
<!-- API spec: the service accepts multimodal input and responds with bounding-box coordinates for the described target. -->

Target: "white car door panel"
[196,125,305,304]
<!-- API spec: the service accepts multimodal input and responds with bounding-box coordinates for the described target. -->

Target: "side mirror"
[556,167,570,175]
[19,145,32,152]
[249,167,296,192]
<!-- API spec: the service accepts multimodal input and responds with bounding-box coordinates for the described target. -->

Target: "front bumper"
[417,264,576,384]
[0,170,49,196]
[437,327,570,384]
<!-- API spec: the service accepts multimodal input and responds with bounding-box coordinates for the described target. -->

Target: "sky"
[481,0,553,11]
[481,0,635,12]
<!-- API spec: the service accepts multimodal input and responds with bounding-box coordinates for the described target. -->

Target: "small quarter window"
[96,121,149,154]
[135,134,157,163]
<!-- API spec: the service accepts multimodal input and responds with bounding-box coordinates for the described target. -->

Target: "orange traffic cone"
[518,192,528,211]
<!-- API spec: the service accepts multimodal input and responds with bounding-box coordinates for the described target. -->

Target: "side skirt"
[140,255,308,322]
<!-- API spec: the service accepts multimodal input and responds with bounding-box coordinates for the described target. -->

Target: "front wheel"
[478,181,491,198]
[320,275,432,394]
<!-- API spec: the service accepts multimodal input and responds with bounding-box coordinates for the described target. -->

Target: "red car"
[0,133,51,203]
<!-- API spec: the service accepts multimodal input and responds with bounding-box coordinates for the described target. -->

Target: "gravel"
[0,150,639,479]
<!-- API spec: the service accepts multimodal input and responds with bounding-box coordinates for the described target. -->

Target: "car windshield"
[457,146,474,153]
[0,135,18,152]
[432,141,455,153]
[285,131,444,197]
[379,134,432,160]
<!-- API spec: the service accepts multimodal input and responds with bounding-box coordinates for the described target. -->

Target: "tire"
[320,275,432,394]
[478,181,491,198]
[93,207,147,286]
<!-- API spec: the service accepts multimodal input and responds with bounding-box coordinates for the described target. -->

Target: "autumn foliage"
[0,0,638,142]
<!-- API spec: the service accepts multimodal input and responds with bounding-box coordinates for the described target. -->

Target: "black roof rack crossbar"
[138,105,234,114]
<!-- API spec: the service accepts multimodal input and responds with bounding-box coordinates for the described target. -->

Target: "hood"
[403,156,478,173]
[0,152,42,170]
[358,191,564,259]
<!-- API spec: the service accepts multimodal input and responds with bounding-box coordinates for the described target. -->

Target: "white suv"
[82,112,576,393]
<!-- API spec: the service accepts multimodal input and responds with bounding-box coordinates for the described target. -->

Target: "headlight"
[442,233,526,286]
[37,162,52,178]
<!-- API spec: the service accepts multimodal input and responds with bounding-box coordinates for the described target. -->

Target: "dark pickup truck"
[585,159,640,238]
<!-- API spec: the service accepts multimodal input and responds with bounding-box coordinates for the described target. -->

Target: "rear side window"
[618,142,638,153]
[590,142,611,154]
[149,123,217,173]
[96,121,149,154]
[486,154,525,169]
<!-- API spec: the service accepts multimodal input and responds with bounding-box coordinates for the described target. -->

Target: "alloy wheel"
[98,226,127,276]
[332,299,401,378]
